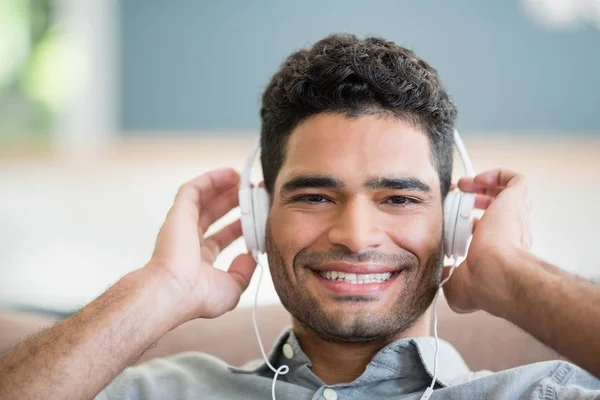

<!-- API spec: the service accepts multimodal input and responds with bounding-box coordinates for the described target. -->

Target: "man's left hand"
[442,168,532,316]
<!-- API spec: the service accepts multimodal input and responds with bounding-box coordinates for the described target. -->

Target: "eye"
[294,194,330,204]
[385,196,420,207]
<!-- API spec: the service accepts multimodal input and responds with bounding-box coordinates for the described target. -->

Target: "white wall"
[0,136,599,313]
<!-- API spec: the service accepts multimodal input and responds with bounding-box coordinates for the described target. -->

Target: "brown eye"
[295,194,329,203]
[386,196,419,207]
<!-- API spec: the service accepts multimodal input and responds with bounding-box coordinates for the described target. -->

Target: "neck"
[292,309,431,385]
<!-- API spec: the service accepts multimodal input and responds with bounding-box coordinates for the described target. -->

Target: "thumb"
[228,253,258,293]
[441,265,453,282]
[441,262,463,286]
[441,262,478,314]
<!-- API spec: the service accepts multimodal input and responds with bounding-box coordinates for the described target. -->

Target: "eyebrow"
[280,174,431,195]
[364,177,431,193]
[281,174,345,195]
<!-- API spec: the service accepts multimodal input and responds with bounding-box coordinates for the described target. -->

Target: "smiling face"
[266,113,444,343]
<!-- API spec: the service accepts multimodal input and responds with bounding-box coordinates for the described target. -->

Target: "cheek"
[269,207,330,262]
[386,209,443,261]
[270,203,444,263]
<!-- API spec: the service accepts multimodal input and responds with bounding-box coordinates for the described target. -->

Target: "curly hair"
[260,33,457,198]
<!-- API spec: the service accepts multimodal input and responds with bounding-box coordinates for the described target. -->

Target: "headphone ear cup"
[252,187,269,253]
[443,191,475,259]
[443,191,460,258]
[239,188,259,252]
[453,192,475,258]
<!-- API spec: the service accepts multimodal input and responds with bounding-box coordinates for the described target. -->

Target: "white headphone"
[239,129,475,259]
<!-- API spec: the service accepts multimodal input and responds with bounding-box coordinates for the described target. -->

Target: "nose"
[327,197,385,253]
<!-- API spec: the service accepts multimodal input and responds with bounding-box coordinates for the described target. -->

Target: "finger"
[174,168,240,220]
[202,239,220,263]
[449,183,457,191]
[204,219,243,261]
[441,265,452,282]
[198,186,240,233]
[457,178,503,197]
[457,178,488,195]
[474,194,493,210]
[228,253,257,293]
[473,168,524,189]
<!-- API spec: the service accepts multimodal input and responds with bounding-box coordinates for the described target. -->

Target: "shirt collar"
[230,328,471,388]
[229,327,308,373]
[400,336,472,387]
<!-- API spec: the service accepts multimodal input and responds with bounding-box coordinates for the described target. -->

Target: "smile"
[318,271,393,284]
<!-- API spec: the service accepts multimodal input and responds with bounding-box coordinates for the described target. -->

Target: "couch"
[0,297,564,372]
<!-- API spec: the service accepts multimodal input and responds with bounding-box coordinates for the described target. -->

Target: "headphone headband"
[241,139,261,189]
[453,129,474,177]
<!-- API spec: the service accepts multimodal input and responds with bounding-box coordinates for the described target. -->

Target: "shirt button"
[282,344,294,359]
[322,388,338,400]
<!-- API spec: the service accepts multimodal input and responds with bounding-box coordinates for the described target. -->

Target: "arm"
[443,168,600,378]
[0,168,256,400]
[494,249,600,378]
[0,268,181,400]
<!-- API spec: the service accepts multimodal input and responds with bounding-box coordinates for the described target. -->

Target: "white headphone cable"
[453,130,475,177]
[419,257,461,400]
[421,131,472,399]
[250,251,290,400]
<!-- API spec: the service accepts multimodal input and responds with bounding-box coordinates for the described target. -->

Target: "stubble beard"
[265,225,443,343]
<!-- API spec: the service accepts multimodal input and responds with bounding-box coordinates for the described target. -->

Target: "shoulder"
[96,352,234,400]
[495,360,599,387]
[533,361,600,398]
[457,361,600,399]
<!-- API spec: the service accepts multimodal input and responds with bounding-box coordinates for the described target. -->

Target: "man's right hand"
[146,168,257,323]
[0,167,258,400]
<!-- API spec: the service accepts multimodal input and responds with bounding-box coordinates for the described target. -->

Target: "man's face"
[266,113,444,343]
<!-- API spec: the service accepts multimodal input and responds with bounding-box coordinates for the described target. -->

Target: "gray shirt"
[97,329,600,399]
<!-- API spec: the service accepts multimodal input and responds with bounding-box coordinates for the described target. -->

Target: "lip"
[309,262,400,275]
[312,270,400,295]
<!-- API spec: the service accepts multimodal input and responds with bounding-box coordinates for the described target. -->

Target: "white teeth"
[318,271,393,284]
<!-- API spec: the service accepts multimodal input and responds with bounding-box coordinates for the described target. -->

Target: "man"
[1,34,599,400]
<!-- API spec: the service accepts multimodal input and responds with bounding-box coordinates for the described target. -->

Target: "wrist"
[121,266,192,334]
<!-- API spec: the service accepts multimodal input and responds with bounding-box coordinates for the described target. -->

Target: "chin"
[307,315,407,344]
[298,300,411,343]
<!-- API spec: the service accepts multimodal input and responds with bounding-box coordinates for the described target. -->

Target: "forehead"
[275,113,438,189]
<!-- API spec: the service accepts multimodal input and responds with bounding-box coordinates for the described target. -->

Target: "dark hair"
[260,33,457,198]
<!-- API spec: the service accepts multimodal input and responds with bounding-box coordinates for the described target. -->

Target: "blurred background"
[1,0,599,316]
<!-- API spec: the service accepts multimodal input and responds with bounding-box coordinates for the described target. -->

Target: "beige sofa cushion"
[0,298,563,372]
